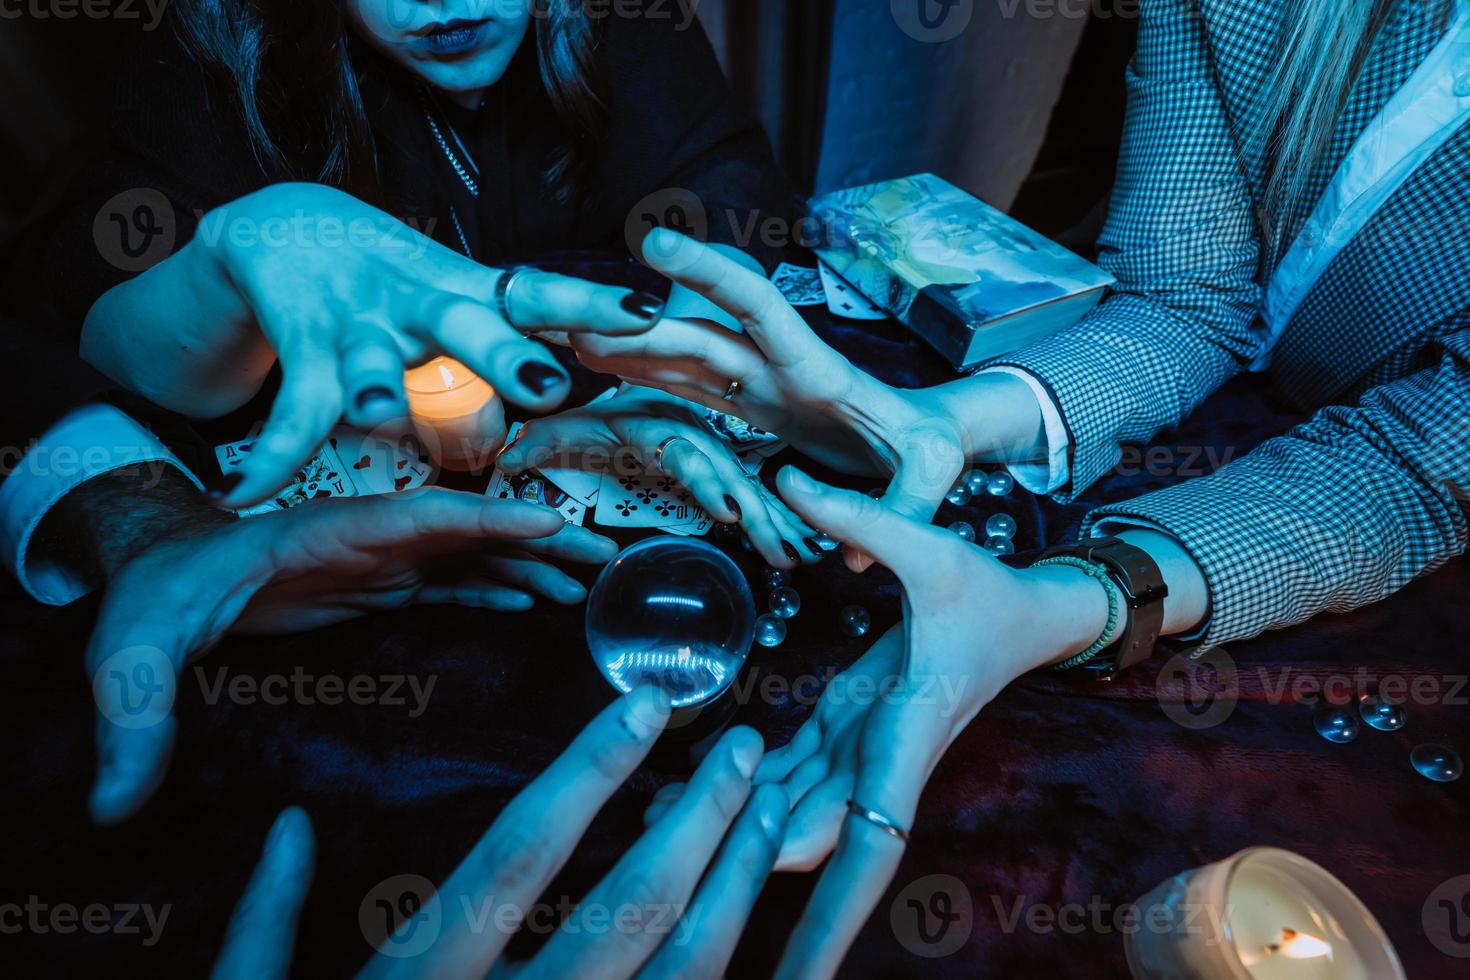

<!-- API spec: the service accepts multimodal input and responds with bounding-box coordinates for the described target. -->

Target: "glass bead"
[1312,704,1359,744]
[755,613,788,648]
[838,605,872,638]
[867,488,885,499]
[585,538,755,709]
[983,535,1014,556]
[763,567,791,590]
[945,483,972,506]
[1358,695,1407,732]
[769,586,802,619]
[986,472,1014,497]
[1410,743,1463,783]
[964,469,989,497]
[984,513,1017,540]
[812,532,839,552]
[948,521,976,542]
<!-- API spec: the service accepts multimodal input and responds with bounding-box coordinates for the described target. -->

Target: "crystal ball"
[1312,704,1360,744]
[987,472,1014,497]
[755,613,788,648]
[769,586,802,619]
[983,535,1015,556]
[985,513,1017,540]
[838,605,872,638]
[1410,743,1463,783]
[1358,695,1408,732]
[948,520,976,542]
[586,538,755,709]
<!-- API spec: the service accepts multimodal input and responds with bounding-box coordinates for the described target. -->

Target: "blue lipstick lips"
[418,18,492,57]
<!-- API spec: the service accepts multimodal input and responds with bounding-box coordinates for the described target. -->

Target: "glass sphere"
[985,513,1017,540]
[1358,695,1407,732]
[983,535,1014,556]
[755,613,788,648]
[1410,743,1463,783]
[763,567,791,590]
[1312,704,1360,744]
[964,469,989,497]
[987,472,1015,497]
[945,483,972,507]
[811,532,839,552]
[866,488,885,499]
[948,520,976,542]
[769,586,802,619]
[586,538,755,709]
[838,605,872,638]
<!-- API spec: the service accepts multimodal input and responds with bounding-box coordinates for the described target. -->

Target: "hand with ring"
[81,184,669,510]
[643,465,1099,978]
[495,386,825,568]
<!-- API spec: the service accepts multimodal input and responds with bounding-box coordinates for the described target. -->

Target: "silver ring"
[653,436,688,474]
[722,379,741,401]
[846,800,910,843]
[494,265,533,328]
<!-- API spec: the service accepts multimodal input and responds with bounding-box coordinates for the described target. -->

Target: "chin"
[412,48,517,99]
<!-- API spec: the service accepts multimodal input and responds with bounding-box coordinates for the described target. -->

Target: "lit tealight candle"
[404,357,506,472]
[1125,848,1404,980]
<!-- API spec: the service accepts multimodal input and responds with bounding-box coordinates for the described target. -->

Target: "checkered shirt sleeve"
[991,0,1268,502]
[1087,316,1470,644]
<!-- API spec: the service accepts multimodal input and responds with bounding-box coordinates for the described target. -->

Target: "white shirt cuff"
[976,366,1071,495]
[0,404,201,606]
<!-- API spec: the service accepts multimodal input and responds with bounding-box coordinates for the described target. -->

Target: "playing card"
[819,262,888,320]
[329,428,433,496]
[594,469,703,529]
[771,262,826,306]
[213,438,356,516]
[528,387,618,505]
[702,408,783,455]
[486,425,589,526]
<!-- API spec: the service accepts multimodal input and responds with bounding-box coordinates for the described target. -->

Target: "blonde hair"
[1251,0,1396,243]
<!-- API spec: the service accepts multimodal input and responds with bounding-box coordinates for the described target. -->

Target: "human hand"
[209,808,317,980]
[645,466,1111,977]
[87,489,618,825]
[83,183,667,508]
[495,385,823,568]
[570,231,1046,571]
[358,689,788,979]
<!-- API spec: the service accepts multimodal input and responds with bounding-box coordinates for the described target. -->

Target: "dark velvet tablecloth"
[2,252,1466,977]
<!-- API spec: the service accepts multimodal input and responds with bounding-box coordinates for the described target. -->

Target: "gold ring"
[846,800,910,843]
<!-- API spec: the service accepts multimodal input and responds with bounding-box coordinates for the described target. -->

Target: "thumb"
[88,642,181,825]
[775,466,946,581]
[211,807,316,980]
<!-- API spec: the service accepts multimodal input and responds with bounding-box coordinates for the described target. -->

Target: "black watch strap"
[1035,536,1168,678]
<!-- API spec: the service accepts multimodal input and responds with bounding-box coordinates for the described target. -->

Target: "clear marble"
[586,538,755,708]
[983,535,1014,556]
[838,605,872,638]
[948,520,976,542]
[769,586,802,619]
[763,567,791,591]
[1410,743,1463,783]
[987,472,1015,497]
[1358,695,1408,732]
[1312,704,1360,744]
[945,483,972,507]
[984,513,1017,540]
[812,532,840,552]
[964,469,989,497]
[755,613,788,648]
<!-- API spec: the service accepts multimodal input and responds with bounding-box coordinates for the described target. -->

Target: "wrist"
[1014,562,1122,671]
[929,372,1046,466]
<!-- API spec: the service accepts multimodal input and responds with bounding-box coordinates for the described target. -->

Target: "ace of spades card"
[213,438,354,517]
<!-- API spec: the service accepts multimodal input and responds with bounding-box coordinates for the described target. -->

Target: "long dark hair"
[175,0,607,200]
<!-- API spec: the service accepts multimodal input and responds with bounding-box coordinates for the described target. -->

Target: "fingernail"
[623,686,672,742]
[266,809,291,849]
[517,361,567,395]
[783,466,817,494]
[755,785,789,844]
[781,541,801,563]
[354,386,397,413]
[205,471,243,503]
[620,291,666,320]
[724,495,742,520]
[803,537,823,557]
[731,730,762,779]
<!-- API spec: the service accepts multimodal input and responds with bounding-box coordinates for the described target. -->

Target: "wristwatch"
[1034,536,1169,679]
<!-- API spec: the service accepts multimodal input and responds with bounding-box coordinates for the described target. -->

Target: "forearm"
[80,237,275,418]
[33,467,235,590]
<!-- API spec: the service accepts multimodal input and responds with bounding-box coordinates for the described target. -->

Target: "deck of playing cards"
[214,428,433,517]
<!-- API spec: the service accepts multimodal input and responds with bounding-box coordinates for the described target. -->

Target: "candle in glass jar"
[404,357,506,472]
[1125,848,1403,980]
